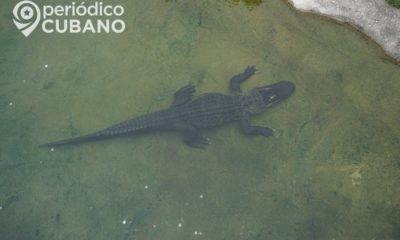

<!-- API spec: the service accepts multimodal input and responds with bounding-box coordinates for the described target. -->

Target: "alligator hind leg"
[230,65,256,93]
[171,83,196,107]
[239,114,273,137]
[173,124,209,148]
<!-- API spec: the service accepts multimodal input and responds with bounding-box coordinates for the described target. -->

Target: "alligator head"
[245,81,295,114]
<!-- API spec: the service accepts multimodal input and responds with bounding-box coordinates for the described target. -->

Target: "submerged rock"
[288,0,400,61]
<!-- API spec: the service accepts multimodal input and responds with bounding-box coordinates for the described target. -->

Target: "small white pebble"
[9,102,13,106]
[178,223,182,228]
[152,224,157,228]
[144,185,148,189]
[50,148,54,152]
[199,194,203,199]
[44,64,48,68]
[194,231,198,235]
[122,220,127,225]
[199,231,202,235]
[0,206,3,211]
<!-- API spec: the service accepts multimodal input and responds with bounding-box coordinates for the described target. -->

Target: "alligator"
[41,66,295,149]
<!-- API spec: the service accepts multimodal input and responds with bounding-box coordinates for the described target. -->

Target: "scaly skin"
[41,66,295,149]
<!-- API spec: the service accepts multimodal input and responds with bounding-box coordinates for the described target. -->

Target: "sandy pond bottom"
[0,0,400,239]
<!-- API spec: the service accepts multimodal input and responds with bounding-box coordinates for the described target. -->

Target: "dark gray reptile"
[41,66,295,149]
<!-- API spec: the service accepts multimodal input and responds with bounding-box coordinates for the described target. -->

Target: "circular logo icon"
[13,0,41,37]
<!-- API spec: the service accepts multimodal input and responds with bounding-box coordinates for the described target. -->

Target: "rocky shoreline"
[287,0,400,61]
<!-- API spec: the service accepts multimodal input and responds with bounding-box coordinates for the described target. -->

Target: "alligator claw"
[230,65,257,93]
[185,135,209,149]
[259,127,273,137]
[172,83,196,107]
[244,65,256,76]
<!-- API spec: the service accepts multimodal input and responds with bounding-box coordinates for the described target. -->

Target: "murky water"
[1,0,400,239]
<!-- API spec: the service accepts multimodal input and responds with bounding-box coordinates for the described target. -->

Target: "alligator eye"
[269,94,276,101]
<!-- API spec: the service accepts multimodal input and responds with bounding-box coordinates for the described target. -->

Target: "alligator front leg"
[230,65,256,93]
[239,113,273,137]
[171,83,196,107]
[172,123,209,149]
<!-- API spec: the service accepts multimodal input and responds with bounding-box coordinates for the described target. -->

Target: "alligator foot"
[173,123,209,149]
[184,134,209,149]
[171,83,196,107]
[230,65,256,93]
[239,114,273,137]
[241,125,273,137]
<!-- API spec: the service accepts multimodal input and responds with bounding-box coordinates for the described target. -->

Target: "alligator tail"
[40,110,169,148]
[40,133,101,148]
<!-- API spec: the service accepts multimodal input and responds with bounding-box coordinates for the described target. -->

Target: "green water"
[1,0,400,239]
